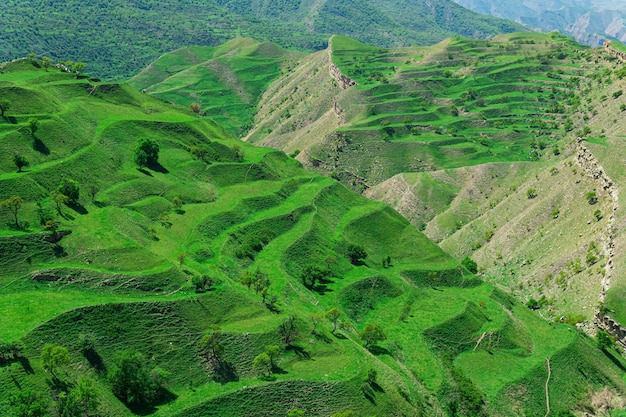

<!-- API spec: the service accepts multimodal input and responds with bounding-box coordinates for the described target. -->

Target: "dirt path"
[544,358,551,417]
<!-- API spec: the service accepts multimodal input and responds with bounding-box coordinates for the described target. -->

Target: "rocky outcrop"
[576,138,623,342]
[328,36,357,89]
[604,41,626,62]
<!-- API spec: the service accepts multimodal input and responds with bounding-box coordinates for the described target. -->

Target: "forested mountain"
[453,0,626,46]
[0,0,523,80]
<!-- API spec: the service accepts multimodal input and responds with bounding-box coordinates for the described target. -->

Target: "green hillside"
[128,38,303,136]
[1,58,624,416]
[0,0,523,80]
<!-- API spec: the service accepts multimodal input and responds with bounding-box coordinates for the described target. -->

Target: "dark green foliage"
[596,330,615,350]
[345,243,367,264]
[586,191,598,205]
[134,138,160,167]
[0,98,10,117]
[0,339,24,362]
[0,0,522,80]
[300,264,330,288]
[108,350,169,407]
[401,267,480,288]
[192,274,216,293]
[12,154,29,172]
[40,343,70,376]
[9,390,49,417]
[359,323,386,349]
[58,377,100,417]
[58,178,79,202]
[461,257,478,274]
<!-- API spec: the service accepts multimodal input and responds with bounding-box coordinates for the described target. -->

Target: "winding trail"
[544,358,551,417]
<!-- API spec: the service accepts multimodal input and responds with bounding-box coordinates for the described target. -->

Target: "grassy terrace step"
[2,51,625,417]
[295,32,592,188]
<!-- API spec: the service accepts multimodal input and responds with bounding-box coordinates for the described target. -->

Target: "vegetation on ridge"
[0,48,625,417]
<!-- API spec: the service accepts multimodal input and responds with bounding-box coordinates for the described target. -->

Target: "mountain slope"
[453,0,626,46]
[1,58,625,416]
[0,0,523,80]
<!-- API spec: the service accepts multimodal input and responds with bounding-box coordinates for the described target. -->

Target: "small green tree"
[526,188,537,199]
[462,257,478,274]
[108,351,167,407]
[586,191,598,205]
[134,138,159,166]
[596,330,615,350]
[13,153,29,172]
[252,352,272,377]
[134,149,148,169]
[346,243,367,264]
[200,324,224,366]
[287,409,305,417]
[325,307,342,334]
[0,98,10,117]
[72,62,85,77]
[42,56,53,71]
[1,196,23,229]
[40,343,70,377]
[58,178,79,203]
[9,389,49,417]
[27,118,39,136]
[359,323,386,349]
[300,264,328,288]
[264,345,280,368]
[52,191,69,215]
[59,376,100,417]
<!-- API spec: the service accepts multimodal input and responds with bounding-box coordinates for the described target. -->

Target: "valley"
[2,8,626,417]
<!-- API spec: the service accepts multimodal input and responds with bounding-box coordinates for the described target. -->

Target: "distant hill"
[0,0,523,80]
[453,0,626,46]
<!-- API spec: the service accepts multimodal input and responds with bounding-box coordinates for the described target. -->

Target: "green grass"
[0,51,622,417]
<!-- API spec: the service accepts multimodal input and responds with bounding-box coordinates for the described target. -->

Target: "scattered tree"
[586,191,598,205]
[597,330,615,350]
[200,324,225,366]
[58,178,79,203]
[77,333,96,354]
[59,376,100,417]
[366,368,378,385]
[325,307,342,334]
[232,144,244,162]
[72,61,85,77]
[52,191,69,215]
[279,316,299,346]
[27,118,39,136]
[1,196,23,229]
[252,352,272,377]
[0,98,10,117]
[462,256,478,274]
[359,323,386,349]
[192,274,215,293]
[13,153,29,172]
[189,103,201,115]
[346,243,367,264]
[177,252,186,268]
[109,351,168,407]
[134,138,159,167]
[264,345,280,368]
[300,264,328,288]
[526,188,537,199]
[40,343,70,377]
[88,185,99,203]
[9,390,49,417]
[134,149,148,169]
[42,56,53,71]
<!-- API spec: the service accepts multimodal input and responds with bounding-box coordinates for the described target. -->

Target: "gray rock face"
[454,0,626,46]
